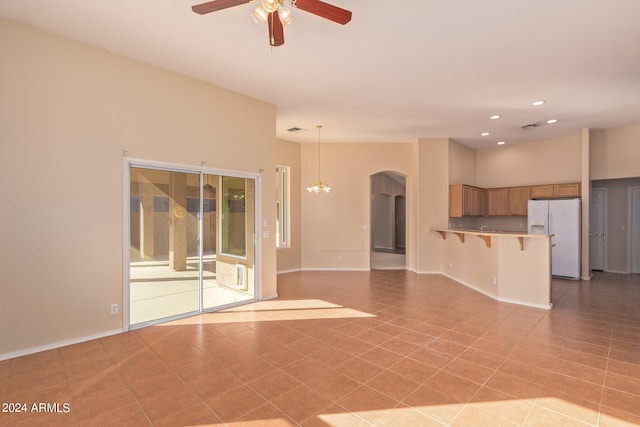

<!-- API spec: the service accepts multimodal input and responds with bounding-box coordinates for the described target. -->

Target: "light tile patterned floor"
[1,271,640,426]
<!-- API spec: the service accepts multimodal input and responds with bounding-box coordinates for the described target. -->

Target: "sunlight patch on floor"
[163,299,376,325]
[315,397,606,427]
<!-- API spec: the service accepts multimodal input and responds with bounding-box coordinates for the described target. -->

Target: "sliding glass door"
[202,174,256,311]
[129,165,256,327]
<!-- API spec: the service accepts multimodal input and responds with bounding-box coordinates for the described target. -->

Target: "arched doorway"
[370,171,406,270]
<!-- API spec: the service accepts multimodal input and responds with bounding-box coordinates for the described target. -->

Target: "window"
[276,165,290,248]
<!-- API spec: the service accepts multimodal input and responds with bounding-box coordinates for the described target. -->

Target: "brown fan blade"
[268,11,285,46]
[293,0,352,25]
[192,0,250,15]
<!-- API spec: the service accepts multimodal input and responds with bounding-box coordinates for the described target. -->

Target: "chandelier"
[306,125,331,193]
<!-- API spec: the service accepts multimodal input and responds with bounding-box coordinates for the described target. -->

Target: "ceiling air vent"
[287,127,304,133]
[521,123,538,129]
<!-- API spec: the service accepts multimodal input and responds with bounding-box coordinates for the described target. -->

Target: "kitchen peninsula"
[432,228,553,309]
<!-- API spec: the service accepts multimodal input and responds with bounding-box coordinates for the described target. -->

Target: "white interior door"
[591,188,606,271]
[631,186,640,274]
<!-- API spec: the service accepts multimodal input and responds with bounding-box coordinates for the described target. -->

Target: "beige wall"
[448,139,476,184]
[301,142,412,270]
[275,139,302,273]
[591,125,640,180]
[476,134,582,188]
[0,18,277,357]
[415,139,451,273]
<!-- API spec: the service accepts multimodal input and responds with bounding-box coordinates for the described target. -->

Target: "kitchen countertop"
[431,227,553,251]
[431,227,551,238]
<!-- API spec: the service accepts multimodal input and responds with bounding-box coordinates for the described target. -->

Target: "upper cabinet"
[530,185,554,199]
[531,183,580,199]
[449,184,486,217]
[554,183,581,198]
[487,188,508,216]
[508,186,531,216]
[450,182,581,217]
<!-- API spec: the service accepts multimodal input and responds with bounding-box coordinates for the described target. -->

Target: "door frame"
[123,157,262,330]
[628,186,640,274]
[590,187,607,272]
[369,171,407,270]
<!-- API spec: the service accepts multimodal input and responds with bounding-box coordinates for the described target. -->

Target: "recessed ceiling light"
[497,141,506,145]
[532,100,545,106]
[481,132,490,136]
[546,119,558,124]
[490,115,501,120]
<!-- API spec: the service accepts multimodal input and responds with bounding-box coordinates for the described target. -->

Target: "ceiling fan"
[191,0,352,47]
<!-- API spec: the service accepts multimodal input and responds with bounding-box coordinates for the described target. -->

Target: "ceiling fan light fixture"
[252,6,268,24]
[261,0,280,13]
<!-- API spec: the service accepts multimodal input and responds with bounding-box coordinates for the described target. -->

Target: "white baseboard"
[277,269,302,274]
[300,267,371,272]
[0,329,124,362]
[604,269,628,274]
[498,297,552,310]
[441,273,552,310]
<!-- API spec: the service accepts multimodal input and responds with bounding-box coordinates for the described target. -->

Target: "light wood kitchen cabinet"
[449,184,486,217]
[531,185,554,199]
[451,182,580,218]
[508,186,531,216]
[487,188,508,216]
[531,183,580,199]
[554,183,580,197]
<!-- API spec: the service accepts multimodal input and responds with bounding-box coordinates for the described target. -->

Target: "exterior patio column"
[169,172,187,271]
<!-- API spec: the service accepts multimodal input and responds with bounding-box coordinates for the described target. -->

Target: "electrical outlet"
[338,255,343,262]
[110,304,118,315]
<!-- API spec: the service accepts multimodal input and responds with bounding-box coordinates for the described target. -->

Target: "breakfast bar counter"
[432,228,553,309]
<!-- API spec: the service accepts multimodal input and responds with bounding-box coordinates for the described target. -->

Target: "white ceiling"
[2,0,640,148]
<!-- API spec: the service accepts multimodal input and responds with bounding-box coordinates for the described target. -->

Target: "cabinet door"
[487,188,508,216]
[462,185,474,216]
[449,185,464,217]
[554,183,580,197]
[508,186,531,216]
[531,185,554,199]
[472,188,487,216]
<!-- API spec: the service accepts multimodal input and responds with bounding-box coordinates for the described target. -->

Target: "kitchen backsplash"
[448,216,528,232]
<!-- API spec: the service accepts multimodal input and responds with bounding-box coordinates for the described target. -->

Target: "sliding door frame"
[123,156,262,330]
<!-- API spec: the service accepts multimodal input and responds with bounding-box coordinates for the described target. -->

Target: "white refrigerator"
[528,198,581,279]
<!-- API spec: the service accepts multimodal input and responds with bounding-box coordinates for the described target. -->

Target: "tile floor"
[2,271,640,426]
